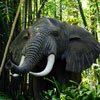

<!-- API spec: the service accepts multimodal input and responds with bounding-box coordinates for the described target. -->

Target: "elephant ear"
[9,28,30,64]
[65,26,100,73]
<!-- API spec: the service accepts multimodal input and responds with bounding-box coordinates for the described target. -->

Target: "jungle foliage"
[0,0,100,99]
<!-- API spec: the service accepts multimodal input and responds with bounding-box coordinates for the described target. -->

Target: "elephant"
[6,16,100,99]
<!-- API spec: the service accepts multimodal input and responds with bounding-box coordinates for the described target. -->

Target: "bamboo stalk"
[0,0,23,75]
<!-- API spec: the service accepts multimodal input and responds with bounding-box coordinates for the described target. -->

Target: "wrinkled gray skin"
[6,17,100,99]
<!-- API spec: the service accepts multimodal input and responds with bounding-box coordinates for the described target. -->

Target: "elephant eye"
[53,31,59,37]
[23,32,30,39]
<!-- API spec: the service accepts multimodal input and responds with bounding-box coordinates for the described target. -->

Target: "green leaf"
[48,90,53,96]
[69,80,81,86]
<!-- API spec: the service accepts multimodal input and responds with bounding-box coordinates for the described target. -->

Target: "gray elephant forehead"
[30,17,62,34]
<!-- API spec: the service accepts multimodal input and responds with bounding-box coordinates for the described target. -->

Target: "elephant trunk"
[6,33,57,75]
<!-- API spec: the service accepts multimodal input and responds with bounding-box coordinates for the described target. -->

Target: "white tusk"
[11,55,25,77]
[9,72,20,77]
[29,54,55,77]
[19,56,25,66]
[92,63,100,67]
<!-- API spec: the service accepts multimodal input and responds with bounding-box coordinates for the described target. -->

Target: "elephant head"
[6,17,100,76]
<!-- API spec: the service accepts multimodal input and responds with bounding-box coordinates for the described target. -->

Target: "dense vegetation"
[0,0,100,99]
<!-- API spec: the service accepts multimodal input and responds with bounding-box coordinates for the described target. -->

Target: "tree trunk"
[37,0,48,19]
[89,0,97,38]
[54,0,57,18]
[68,0,78,25]
[60,0,62,21]
[28,0,32,26]
[22,0,27,30]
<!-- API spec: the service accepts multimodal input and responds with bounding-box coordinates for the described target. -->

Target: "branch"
[77,0,88,29]
[37,0,47,19]
[0,0,23,75]
[95,0,100,21]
